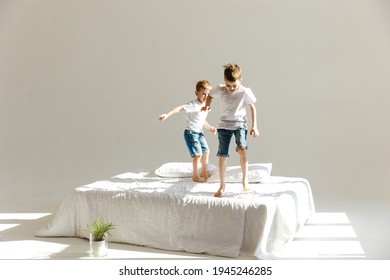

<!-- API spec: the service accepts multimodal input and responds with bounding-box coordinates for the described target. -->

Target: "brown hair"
[195,80,212,92]
[223,63,241,82]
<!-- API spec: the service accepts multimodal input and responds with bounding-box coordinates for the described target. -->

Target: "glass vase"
[89,233,108,257]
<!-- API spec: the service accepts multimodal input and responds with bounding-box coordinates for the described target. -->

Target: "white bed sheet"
[36,171,315,259]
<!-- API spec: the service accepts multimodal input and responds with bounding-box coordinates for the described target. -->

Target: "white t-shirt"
[209,84,256,130]
[182,99,208,133]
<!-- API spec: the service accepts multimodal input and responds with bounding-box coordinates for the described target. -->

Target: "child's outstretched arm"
[248,103,260,137]
[158,105,184,121]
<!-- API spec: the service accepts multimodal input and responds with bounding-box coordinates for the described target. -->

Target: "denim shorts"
[217,128,248,157]
[184,130,210,158]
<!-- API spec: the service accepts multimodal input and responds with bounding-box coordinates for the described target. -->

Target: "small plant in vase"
[87,217,115,257]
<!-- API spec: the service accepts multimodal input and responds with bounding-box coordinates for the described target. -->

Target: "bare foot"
[192,176,205,183]
[201,174,209,182]
[214,186,224,197]
[243,180,250,192]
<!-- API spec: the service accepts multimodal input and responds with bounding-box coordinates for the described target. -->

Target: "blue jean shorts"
[217,128,248,157]
[184,130,210,158]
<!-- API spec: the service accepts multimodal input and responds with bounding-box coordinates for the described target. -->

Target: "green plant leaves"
[88,217,115,241]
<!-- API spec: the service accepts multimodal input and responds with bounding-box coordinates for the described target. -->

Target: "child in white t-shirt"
[203,64,260,197]
[159,80,217,182]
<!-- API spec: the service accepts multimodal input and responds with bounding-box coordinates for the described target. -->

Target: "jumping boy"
[203,64,259,197]
[159,80,216,182]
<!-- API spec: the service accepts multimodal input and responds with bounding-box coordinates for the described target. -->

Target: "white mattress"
[36,171,315,259]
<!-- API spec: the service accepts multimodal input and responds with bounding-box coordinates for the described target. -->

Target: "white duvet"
[36,171,315,259]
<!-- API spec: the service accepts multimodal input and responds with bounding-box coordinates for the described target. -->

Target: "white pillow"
[155,162,218,178]
[207,163,272,183]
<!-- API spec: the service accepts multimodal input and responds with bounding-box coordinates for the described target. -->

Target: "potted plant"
[87,217,115,257]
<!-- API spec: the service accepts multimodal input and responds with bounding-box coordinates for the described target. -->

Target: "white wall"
[1,0,390,212]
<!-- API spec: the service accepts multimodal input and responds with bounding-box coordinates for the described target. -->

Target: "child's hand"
[201,105,211,112]
[158,114,168,121]
[209,126,217,135]
[250,127,260,138]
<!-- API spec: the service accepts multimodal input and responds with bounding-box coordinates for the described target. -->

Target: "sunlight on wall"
[277,212,365,259]
[0,213,51,220]
[0,224,19,232]
[0,213,52,239]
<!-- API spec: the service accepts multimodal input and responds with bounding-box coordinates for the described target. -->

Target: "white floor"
[1,184,389,261]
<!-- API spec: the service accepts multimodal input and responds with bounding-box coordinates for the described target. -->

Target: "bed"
[36,162,315,259]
